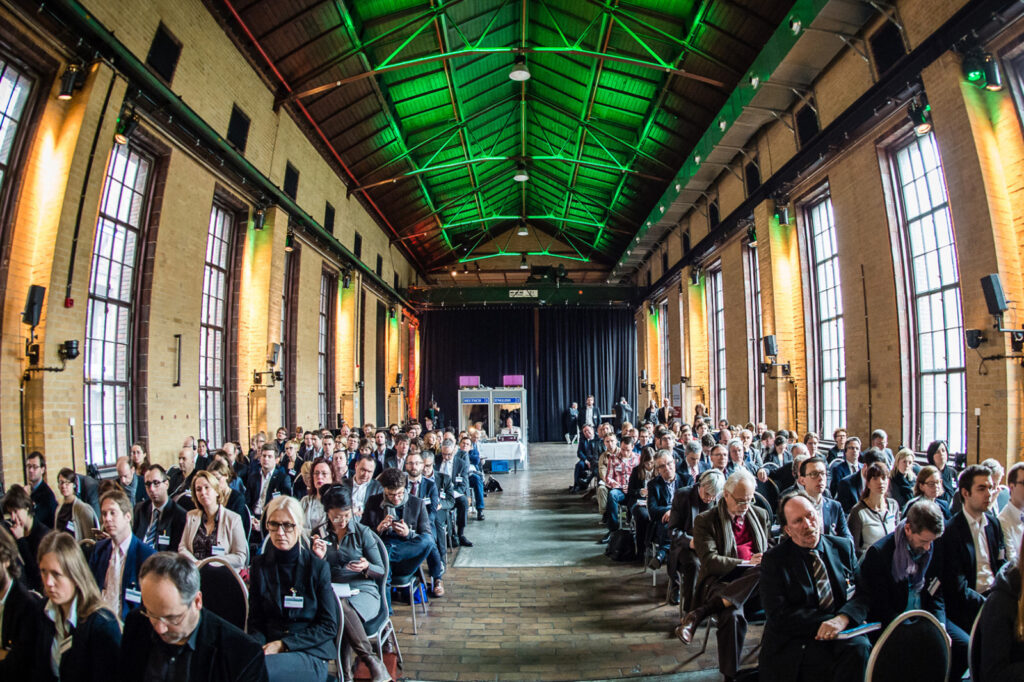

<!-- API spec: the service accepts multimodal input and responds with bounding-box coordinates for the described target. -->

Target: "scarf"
[891,519,932,592]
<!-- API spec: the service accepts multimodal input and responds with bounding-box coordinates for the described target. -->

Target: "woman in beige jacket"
[54,467,99,541]
[178,470,248,570]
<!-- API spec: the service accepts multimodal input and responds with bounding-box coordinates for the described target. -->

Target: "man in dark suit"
[385,434,410,471]
[578,395,600,432]
[25,451,57,528]
[798,456,853,544]
[836,448,886,513]
[405,452,445,596]
[89,489,156,622]
[246,444,293,534]
[345,455,383,520]
[676,470,771,681]
[725,439,759,478]
[679,440,711,482]
[657,398,674,426]
[613,397,633,430]
[437,439,473,546]
[573,424,601,491]
[364,468,439,605]
[371,430,392,473]
[857,499,968,678]
[168,446,199,501]
[76,471,101,518]
[120,552,268,681]
[667,470,725,609]
[647,450,691,569]
[563,401,579,444]
[940,464,1006,634]
[132,464,188,552]
[758,492,871,682]
[828,436,861,498]
[422,451,453,551]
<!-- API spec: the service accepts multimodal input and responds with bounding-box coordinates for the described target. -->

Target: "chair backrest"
[753,491,774,525]
[866,609,950,682]
[362,534,392,637]
[756,479,779,517]
[968,602,985,682]
[78,537,96,561]
[197,556,249,632]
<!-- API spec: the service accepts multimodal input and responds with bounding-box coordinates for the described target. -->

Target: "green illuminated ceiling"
[215,0,793,278]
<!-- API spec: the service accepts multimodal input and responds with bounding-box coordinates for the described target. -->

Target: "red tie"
[411,481,419,497]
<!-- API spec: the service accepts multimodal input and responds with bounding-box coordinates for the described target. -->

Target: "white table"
[479,440,528,472]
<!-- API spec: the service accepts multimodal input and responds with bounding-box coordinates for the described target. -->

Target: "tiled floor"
[388,442,754,681]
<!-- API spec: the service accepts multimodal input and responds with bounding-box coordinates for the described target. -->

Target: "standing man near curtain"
[564,402,579,444]
[579,395,600,433]
[614,397,633,431]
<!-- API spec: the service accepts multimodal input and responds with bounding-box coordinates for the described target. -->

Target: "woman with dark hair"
[301,457,333,534]
[626,447,657,547]
[32,532,121,681]
[311,486,390,681]
[1,485,49,591]
[904,465,952,521]
[54,468,99,541]
[129,441,151,478]
[847,462,900,557]
[926,440,956,505]
[979,535,1024,681]
[0,524,41,676]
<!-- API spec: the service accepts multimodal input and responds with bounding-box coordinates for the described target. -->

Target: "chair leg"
[698,618,714,655]
[408,584,418,635]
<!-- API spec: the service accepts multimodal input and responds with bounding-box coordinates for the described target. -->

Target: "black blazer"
[87,535,156,622]
[438,457,470,495]
[245,469,293,512]
[577,437,601,464]
[247,546,339,661]
[407,477,440,522]
[668,485,711,547]
[32,605,121,682]
[428,473,456,511]
[131,498,188,551]
[577,404,601,430]
[836,470,864,513]
[759,536,868,682]
[940,510,1006,628]
[857,532,945,627]
[979,563,1024,682]
[76,474,101,518]
[0,579,43,677]
[119,607,267,682]
[648,474,690,519]
[820,497,854,544]
[363,493,433,540]
[30,481,58,531]
[16,518,50,591]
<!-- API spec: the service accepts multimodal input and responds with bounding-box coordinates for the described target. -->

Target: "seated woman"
[331,454,349,484]
[627,448,657,545]
[498,416,521,439]
[926,440,957,505]
[32,532,121,682]
[54,468,98,541]
[888,448,918,510]
[0,524,41,676]
[311,486,390,682]
[848,462,900,558]
[983,457,1011,512]
[248,495,339,681]
[1,485,49,591]
[293,460,312,501]
[980,535,1024,681]
[178,470,248,570]
[205,458,252,535]
[903,465,952,520]
[301,457,333,535]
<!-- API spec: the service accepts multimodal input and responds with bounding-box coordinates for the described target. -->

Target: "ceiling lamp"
[519,254,528,270]
[57,64,82,100]
[113,112,139,145]
[513,163,529,182]
[509,56,531,82]
[517,221,528,236]
[907,100,932,136]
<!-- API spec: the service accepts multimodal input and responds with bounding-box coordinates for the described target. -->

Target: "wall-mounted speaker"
[22,285,45,328]
[640,369,648,381]
[763,335,778,358]
[980,274,1008,316]
[396,372,403,385]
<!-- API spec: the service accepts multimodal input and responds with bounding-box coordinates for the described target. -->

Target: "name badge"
[998,548,1006,561]
[158,534,170,547]
[272,491,281,499]
[455,476,464,483]
[927,578,941,596]
[212,545,226,557]
[125,587,142,604]
[440,492,446,499]
[59,636,74,655]
[845,583,856,600]
[424,499,431,506]
[66,520,76,533]
[284,595,304,609]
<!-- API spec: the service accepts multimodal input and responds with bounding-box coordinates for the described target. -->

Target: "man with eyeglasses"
[24,451,57,530]
[647,450,690,571]
[132,464,188,552]
[120,551,268,681]
[797,456,853,543]
[676,469,770,682]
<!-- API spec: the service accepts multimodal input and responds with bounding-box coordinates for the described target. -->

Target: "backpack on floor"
[485,476,503,493]
[604,529,637,562]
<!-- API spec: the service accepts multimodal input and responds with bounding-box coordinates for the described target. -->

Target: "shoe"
[452,535,460,547]
[675,610,700,644]
[598,532,612,544]
[669,587,681,606]
[648,555,663,571]
[458,535,474,547]
[477,510,485,521]
[431,579,445,597]
[360,653,392,682]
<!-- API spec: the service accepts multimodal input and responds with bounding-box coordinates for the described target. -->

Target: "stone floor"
[388,442,758,681]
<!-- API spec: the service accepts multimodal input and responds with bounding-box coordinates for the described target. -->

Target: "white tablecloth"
[479,441,528,470]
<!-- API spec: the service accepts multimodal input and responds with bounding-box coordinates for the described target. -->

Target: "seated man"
[405,451,445,596]
[345,455,383,520]
[89,489,156,623]
[647,449,691,570]
[828,437,861,498]
[457,436,486,521]
[676,470,771,682]
[600,436,638,544]
[572,424,601,492]
[858,499,967,678]
[437,439,473,547]
[120,552,267,681]
[422,451,453,551]
[246,443,293,538]
[798,456,853,543]
[680,440,711,482]
[759,492,871,682]
[836,447,886,514]
[131,464,188,552]
[940,464,1006,635]
[363,468,439,605]
[667,469,725,609]
[725,438,758,478]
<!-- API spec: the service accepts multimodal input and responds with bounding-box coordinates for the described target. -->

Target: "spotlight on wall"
[342,270,352,289]
[963,51,986,85]
[965,329,986,349]
[983,53,1003,91]
[58,340,80,361]
[253,206,266,231]
[907,100,932,136]
[389,306,396,319]
[746,223,758,247]
[57,63,83,100]
[513,163,530,182]
[789,17,802,35]
[113,112,139,145]
[519,254,528,270]
[509,56,531,82]
[284,232,295,252]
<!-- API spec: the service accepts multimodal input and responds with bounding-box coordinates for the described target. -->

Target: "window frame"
[743,242,765,424]
[706,263,726,421]
[658,298,670,406]
[318,268,338,429]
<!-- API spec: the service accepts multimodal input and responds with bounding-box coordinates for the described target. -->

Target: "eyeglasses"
[140,606,190,626]
[267,521,297,533]
[728,492,754,506]
[144,480,167,488]
[804,471,827,480]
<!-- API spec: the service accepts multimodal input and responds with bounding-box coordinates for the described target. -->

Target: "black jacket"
[0,579,43,677]
[647,474,690,520]
[76,474,101,518]
[577,404,601,430]
[668,485,711,547]
[979,563,1024,682]
[406,477,440,522]
[759,536,868,682]
[30,481,58,530]
[428,472,456,511]
[16,518,50,591]
[363,493,433,540]
[940,510,1006,629]
[576,437,601,464]
[119,607,267,682]
[247,546,339,661]
[245,469,293,512]
[857,531,945,627]
[32,605,121,682]
[131,497,188,551]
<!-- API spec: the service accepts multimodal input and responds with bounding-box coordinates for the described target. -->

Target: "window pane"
[707,268,726,421]
[199,204,233,447]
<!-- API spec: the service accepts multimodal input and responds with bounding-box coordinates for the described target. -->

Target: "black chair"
[366,534,403,665]
[865,609,950,682]
[326,589,348,682]
[968,604,985,682]
[753,491,774,526]
[197,556,249,632]
[755,479,778,518]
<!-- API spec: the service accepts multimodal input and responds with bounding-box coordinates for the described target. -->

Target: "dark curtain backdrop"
[419,307,636,442]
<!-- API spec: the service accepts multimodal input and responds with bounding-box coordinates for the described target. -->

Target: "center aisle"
[390,442,755,681]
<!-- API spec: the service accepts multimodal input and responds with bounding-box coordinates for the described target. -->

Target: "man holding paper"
[758,491,870,682]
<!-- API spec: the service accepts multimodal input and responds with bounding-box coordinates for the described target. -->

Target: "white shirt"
[255,469,273,516]
[585,406,596,425]
[997,499,1024,563]
[45,596,78,675]
[352,480,371,512]
[964,508,995,593]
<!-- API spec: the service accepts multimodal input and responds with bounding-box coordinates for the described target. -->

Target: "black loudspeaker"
[763,334,778,357]
[396,373,403,385]
[980,274,1008,316]
[22,285,45,327]
[640,369,647,381]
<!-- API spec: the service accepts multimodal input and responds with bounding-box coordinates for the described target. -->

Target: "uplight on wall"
[57,64,83,100]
